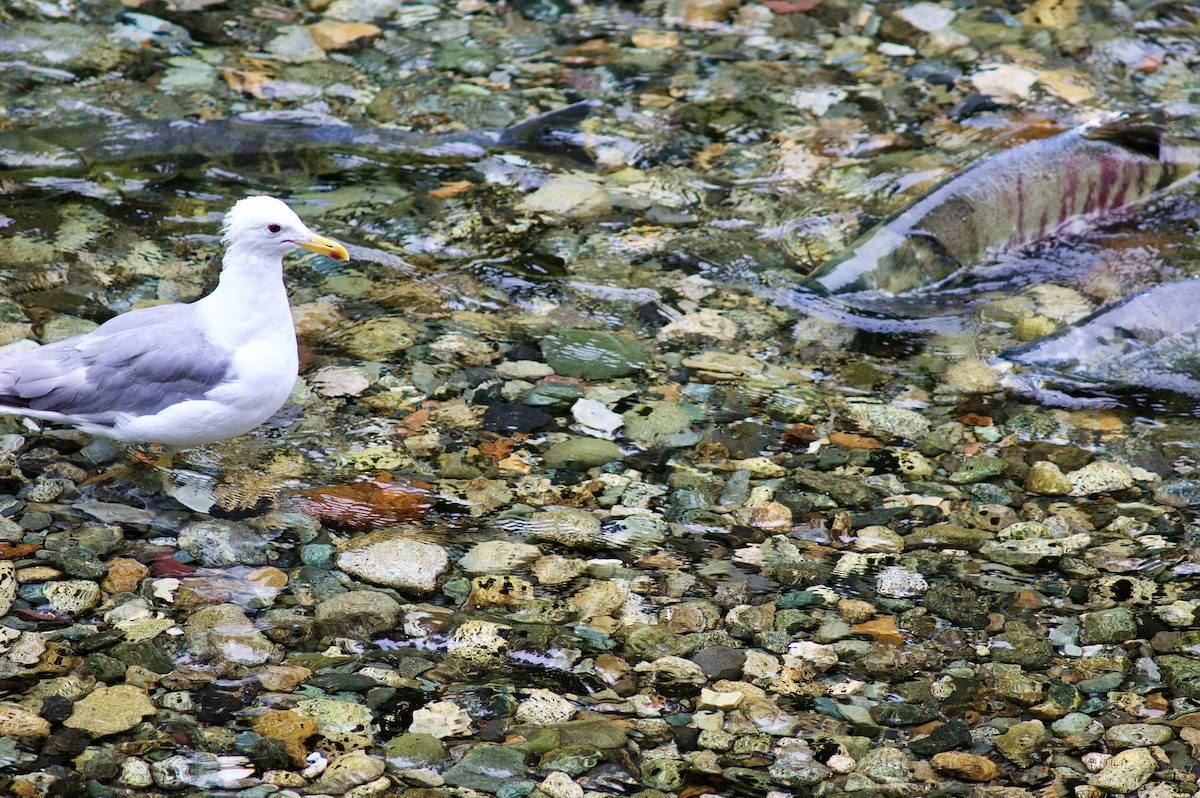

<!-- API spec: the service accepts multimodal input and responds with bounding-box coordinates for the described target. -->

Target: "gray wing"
[0,303,233,424]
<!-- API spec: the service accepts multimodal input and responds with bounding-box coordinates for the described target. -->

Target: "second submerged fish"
[804,117,1200,297]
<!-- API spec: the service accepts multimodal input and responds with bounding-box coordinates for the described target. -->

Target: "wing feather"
[0,304,233,425]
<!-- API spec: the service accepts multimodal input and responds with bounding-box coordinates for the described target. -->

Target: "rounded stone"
[540,330,646,380]
[542,437,624,471]
[183,603,275,666]
[336,531,448,593]
[42,579,102,615]
[1026,461,1073,495]
[930,752,1000,782]
[459,541,542,574]
[515,176,612,218]
[313,590,402,638]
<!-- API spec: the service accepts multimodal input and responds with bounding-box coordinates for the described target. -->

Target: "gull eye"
[267,223,282,234]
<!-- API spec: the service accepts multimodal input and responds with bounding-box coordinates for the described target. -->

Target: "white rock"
[459,541,542,574]
[337,532,448,593]
[970,63,1039,102]
[265,25,326,63]
[409,700,472,738]
[538,771,584,798]
[571,398,624,439]
[515,689,575,724]
[895,2,956,32]
[310,366,371,397]
[515,176,612,218]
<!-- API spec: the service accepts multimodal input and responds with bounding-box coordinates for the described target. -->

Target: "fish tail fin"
[497,100,600,148]
[1081,115,1165,159]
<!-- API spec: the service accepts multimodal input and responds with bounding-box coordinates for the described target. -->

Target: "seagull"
[0,196,348,448]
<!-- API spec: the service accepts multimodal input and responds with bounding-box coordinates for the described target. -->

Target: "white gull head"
[220,196,348,262]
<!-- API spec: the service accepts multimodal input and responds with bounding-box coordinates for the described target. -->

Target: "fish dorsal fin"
[1081,116,1164,159]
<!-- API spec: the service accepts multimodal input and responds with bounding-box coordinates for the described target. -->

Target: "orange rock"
[102,557,150,594]
[428,180,474,199]
[0,543,41,560]
[930,752,1000,782]
[252,709,318,767]
[829,431,884,450]
[257,665,313,692]
[293,473,434,531]
[306,21,380,51]
[246,567,288,589]
[851,616,905,646]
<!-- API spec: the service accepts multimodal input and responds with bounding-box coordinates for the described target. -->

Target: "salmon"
[804,117,1200,296]
[995,276,1200,408]
[0,101,597,173]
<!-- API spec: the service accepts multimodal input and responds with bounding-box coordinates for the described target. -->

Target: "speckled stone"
[0,701,50,741]
[64,685,157,737]
[1090,747,1157,793]
[1068,461,1134,495]
[993,720,1050,767]
[42,579,101,615]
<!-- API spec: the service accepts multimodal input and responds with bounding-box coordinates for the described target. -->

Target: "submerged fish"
[0,101,597,173]
[804,117,1200,297]
[995,276,1200,409]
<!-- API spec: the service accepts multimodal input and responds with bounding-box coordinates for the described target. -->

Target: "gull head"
[221,196,348,261]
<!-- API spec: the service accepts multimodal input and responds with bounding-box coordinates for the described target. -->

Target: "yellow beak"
[298,233,349,261]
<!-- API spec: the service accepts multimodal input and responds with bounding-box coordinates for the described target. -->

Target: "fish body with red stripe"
[805,118,1200,297]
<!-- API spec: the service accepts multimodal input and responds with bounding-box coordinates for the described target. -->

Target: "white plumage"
[0,196,348,447]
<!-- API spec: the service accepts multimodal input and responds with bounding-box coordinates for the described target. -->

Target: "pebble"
[0,701,50,741]
[875,565,929,598]
[459,541,542,573]
[515,689,575,724]
[306,20,381,50]
[314,590,402,636]
[183,603,275,665]
[1069,461,1135,495]
[336,531,449,593]
[1090,747,1158,793]
[410,700,472,738]
[42,579,101,614]
[310,365,372,397]
[930,752,1000,782]
[265,25,326,63]
[515,176,612,218]
[64,685,157,737]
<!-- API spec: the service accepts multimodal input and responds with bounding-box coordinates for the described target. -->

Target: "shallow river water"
[5,1,1200,797]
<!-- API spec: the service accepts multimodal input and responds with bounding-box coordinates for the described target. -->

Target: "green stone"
[948,455,1007,484]
[442,744,527,792]
[992,622,1054,668]
[1081,607,1137,645]
[623,402,702,447]
[541,329,646,380]
[904,522,991,551]
[383,733,447,768]
[543,437,624,470]
[642,758,687,791]
[111,640,175,674]
[539,744,602,775]
[543,718,629,749]
[869,702,939,726]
